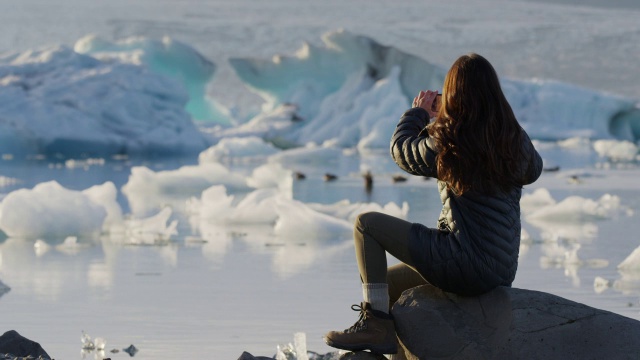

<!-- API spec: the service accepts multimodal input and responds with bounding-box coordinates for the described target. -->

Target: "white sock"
[362,283,389,314]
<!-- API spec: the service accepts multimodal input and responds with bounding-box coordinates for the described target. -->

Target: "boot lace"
[344,303,368,333]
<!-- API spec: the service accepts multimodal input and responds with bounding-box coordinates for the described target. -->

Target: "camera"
[431,94,442,112]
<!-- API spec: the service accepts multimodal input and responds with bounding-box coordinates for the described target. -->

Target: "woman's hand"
[412,90,439,118]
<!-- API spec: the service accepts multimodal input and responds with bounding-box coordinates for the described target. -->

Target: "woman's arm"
[390,107,439,178]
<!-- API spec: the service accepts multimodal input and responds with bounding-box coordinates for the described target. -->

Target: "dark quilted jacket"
[391,107,543,295]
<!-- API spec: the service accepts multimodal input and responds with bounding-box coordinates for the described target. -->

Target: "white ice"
[198,136,280,164]
[0,181,107,238]
[187,184,406,240]
[618,246,640,272]
[0,45,208,158]
[0,180,180,242]
[74,34,228,124]
[522,188,626,223]
[122,163,249,216]
[1,29,639,159]
[593,139,639,162]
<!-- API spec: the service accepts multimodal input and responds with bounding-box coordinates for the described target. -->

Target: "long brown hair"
[428,53,525,195]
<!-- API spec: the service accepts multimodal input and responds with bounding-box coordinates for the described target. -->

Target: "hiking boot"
[324,302,397,354]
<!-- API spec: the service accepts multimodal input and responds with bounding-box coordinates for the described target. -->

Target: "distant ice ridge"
[0,43,208,158]
[221,30,640,148]
[3,30,638,159]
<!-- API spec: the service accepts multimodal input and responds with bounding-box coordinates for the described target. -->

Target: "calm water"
[1,156,639,359]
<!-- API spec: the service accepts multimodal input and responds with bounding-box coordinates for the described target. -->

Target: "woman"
[324,53,543,354]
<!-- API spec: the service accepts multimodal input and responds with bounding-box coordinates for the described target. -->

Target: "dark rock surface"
[391,284,640,360]
[237,351,273,360]
[0,330,50,359]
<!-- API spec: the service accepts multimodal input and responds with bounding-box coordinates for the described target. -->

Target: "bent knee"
[355,211,383,230]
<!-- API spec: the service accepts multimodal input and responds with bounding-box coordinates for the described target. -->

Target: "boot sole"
[323,336,397,354]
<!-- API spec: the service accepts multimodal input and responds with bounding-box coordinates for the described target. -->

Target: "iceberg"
[224,30,640,148]
[502,79,640,141]
[0,45,208,158]
[74,35,230,124]
[229,29,445,121]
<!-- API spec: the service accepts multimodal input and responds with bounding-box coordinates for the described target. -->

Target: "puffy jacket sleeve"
[520,129,543,185]
[390,107,439,178]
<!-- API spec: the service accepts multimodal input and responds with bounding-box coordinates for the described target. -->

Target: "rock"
[237,351,273,360]
[122,344,138,356]
[338,351,387,359]
[391,285,640,359]
[0,330,50,359]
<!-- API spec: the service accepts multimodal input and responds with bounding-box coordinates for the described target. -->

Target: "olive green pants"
[354,212,429,309]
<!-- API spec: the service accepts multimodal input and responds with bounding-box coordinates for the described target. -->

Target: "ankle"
[363,283,390,313]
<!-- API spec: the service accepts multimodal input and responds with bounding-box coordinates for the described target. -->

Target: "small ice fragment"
[81,331,95,350]
[94,337,106,351]
[618,245,640,271]
[34,239,50,257]
[275,343,293,360]
[294,332,309,360]
[593,276,611,294]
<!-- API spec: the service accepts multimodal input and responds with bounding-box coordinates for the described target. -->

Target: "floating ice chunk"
[64,158,105,169]
[186,185,235,220]
[81,330,95,350]
[618,245,640,271]
[520,188,556,215]
[247,162,293,193]
[274,197,351,239]
[0,181,107,238]
[0,176,19,187]
[593,139,639,162]
[294,332,309,360]
[94,337,106,351]
[33,239,50,257]
[55,236,91,255]
[122,163,249,216]
[189,185,281,225]
[82,182,123,230]
[593,276,612,294]
[526,193,624,223]
[198,136,280,164]
[0,45,208,158]
[557,137,592,149]
[121,207,178,244]
[308,199,409,223]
